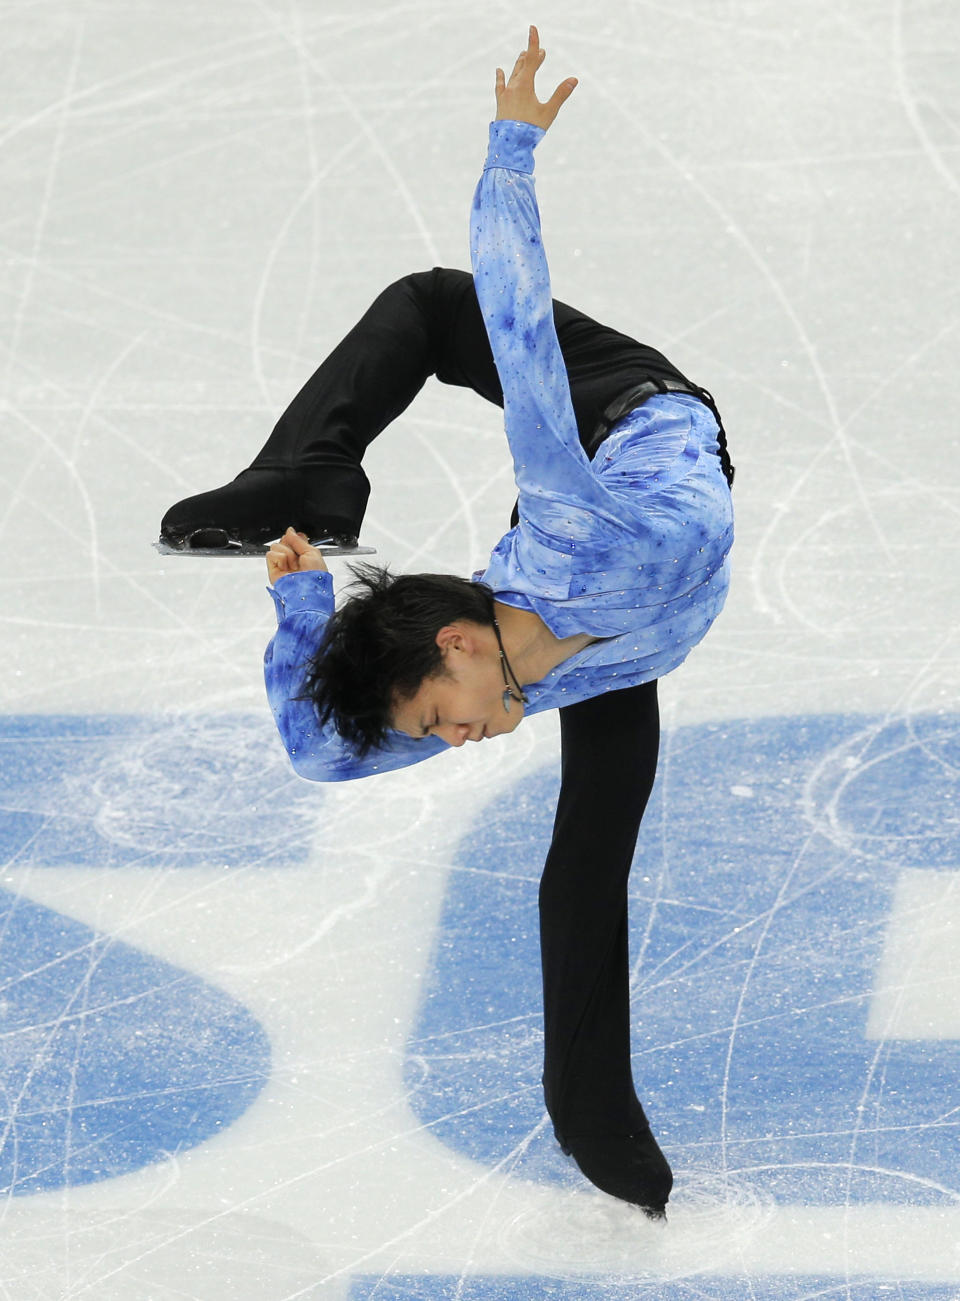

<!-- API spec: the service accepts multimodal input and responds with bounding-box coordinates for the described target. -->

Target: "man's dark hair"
[301,564,496,758]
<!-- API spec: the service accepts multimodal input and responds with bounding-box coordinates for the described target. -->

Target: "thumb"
[548,76,579,113]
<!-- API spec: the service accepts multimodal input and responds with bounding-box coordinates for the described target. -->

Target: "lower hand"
[495,25,578,131]
[266,527,328,585]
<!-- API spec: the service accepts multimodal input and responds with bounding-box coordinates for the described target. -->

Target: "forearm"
[469,122,585,488]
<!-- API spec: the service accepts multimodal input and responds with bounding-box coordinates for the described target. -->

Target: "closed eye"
[407,717,436,741]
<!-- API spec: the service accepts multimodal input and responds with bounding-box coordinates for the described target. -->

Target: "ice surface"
[2,0,958,1296]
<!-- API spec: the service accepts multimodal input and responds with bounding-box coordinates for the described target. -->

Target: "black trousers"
[162,268,664,1146]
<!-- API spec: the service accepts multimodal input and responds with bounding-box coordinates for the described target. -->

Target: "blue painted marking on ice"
[347,1277,959,1299]
[0,713,285,1192]
[0,714,319,868]
[404,712,960,1206]
[0,888,270,1194]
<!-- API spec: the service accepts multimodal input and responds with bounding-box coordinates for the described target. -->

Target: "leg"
[539,680,673,1216]
[160,268,505,545]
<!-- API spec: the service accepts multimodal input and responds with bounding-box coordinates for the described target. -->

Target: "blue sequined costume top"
[264,119,734,781]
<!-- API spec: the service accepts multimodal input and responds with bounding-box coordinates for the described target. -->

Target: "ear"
[435,623,467,655]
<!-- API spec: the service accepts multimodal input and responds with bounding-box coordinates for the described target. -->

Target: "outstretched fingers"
[493,25,578,131]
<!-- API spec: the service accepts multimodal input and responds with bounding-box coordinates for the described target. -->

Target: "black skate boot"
[557,1125,673,1221]
[156,465,374,556]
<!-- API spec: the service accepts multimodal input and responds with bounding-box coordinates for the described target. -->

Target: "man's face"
[391,622,525,747]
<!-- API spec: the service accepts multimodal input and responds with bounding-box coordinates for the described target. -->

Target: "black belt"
[584,378,705,459]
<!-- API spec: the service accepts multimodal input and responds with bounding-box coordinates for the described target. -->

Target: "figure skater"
[160,26,734,1220]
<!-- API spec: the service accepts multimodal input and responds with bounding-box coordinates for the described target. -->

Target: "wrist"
[483,119,546,174]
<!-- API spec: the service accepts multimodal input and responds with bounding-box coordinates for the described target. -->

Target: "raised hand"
[495,25,578,131]
[266,527,328,585]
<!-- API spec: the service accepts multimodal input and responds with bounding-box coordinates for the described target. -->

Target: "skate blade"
[153,539,376,558]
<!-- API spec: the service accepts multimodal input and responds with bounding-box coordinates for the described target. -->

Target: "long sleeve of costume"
[263,570,447,781]
[470,121,613,524]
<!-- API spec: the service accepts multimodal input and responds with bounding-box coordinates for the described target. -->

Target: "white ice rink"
[3,1,960,1297]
